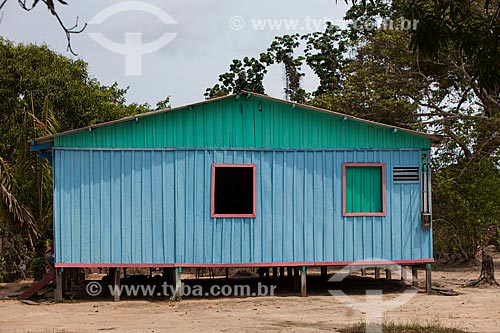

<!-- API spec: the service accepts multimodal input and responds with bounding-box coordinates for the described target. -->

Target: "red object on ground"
[19,258,56,300]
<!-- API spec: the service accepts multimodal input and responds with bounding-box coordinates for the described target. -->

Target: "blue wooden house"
[32,92,441,298]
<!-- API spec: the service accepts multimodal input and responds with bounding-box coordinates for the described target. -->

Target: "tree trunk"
[464,250,499,287]
[479,251,498,285]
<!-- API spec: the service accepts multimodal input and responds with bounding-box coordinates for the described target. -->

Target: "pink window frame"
[211,164,257,218]
[342,162,387,217]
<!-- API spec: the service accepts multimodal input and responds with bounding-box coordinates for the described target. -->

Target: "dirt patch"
[0,280,34,298]
[0,265,499,332]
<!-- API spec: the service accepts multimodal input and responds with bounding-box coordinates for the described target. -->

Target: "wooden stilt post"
[426,263,432,293]
[293,267,300,291]
[401,266,407,282]
[321,266,327,281]
[65,268,72,292]
[272,267,278,281]
[412,266,419,287]
[300,266,307,297]
[163,268,173,285]
[175,267,182,299]
[287,267,293,287]
[280,267,285,280]
[78,268,83,284]
[55,268,63,302]
[225,268,229,280]
[113,268,120,302]
[74,268,79,285]
[375,267,381,279]
[169,267,175,286]
[361,267,367,277]
[386,266,392,280]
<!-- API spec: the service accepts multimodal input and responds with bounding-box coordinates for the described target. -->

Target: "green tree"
[266,34,307,102]
[0,99,56,281]
[302,22,349,97]
[155,96,171,111]
[204,57,269,99]
[205,37,308,102]
[0,38,153,280]
[399,0,500,92]
[0,38,149,158]
[432,160,500,261]
[344,0,499,90]
[309,29,424,129]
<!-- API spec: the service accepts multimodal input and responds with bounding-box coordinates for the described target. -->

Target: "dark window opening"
[212,165,255,217]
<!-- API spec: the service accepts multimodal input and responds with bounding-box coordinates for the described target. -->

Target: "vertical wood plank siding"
[54,148,432,265]
[53,97,430,150]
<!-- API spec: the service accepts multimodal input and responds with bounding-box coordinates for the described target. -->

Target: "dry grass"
[341,322,468,333]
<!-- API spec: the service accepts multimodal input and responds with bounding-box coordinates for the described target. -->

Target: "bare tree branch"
[14,0,86,55]
[0,0,7,24]
[444,128,473,158]
[455,58,500,111]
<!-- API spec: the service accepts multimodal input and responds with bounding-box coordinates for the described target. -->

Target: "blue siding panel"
[53,148,432,265]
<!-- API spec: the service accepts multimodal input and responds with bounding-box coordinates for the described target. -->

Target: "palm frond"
[0,157,38,237]
[27,96,59,137]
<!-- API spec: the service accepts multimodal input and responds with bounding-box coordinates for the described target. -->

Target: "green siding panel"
[345,166,383,213]
[54,96,431,149]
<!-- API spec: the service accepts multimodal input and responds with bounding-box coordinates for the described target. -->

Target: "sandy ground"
[0,265,499,333]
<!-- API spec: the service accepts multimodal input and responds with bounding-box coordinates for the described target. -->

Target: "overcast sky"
[0,0,349,107]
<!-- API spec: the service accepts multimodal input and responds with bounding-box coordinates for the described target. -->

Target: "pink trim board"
[55,259,434,269]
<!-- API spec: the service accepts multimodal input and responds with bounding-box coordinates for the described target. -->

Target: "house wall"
[53,148,432,266]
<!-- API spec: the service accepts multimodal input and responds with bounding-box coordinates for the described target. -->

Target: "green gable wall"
[54,96,431,149]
